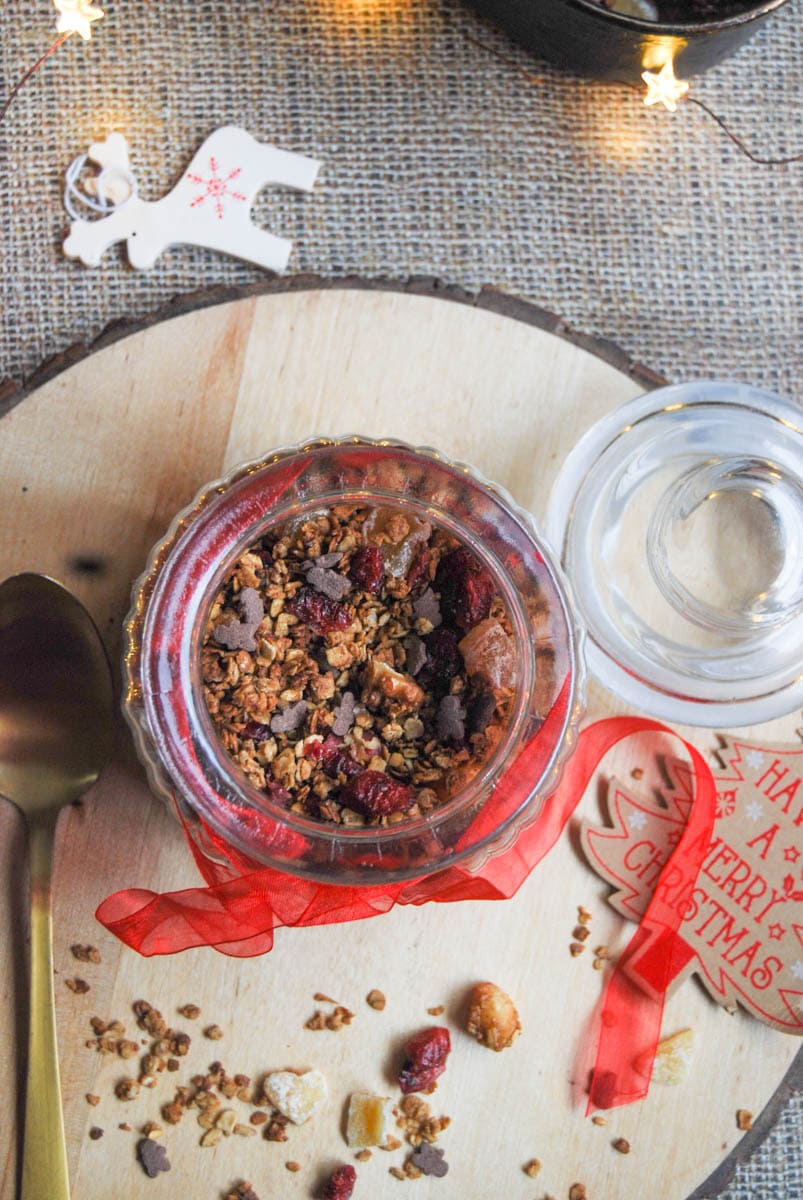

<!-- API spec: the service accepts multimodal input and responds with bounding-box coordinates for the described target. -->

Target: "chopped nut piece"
[119,1123,132,1132]
[264,1069,328,1125]
[142,1121,164,1140]
[132,999,167,1037]
[307,1005,355,1031]
[592,958,605,970]
[362,657,425,712]
[235,1123,257,1137]
[66,977,91,994]
[631,767,644,780]
[569,1185,587,1200]
[523,1158,542,1177]
[200,1127,223,1148]
[204,1024,224,1040]
[166,1057,180,1072]
[366,989,386,1011]
[314,992,339,1003]
[285,1161,301,1172]
[573,926,591,942]
[577,907,592,925]
[382,1135,402,1151]
[71,944,101,964]
[570,942,586,957]
[347,1092,394,1148]
[328,1005,354,1030]
[162,1098,185,1125]
[637,1028,695,1086]
[426,1004,445,1016]
[389,1167,406,1181]
[466,981,521,1051]
[594,945,612,960]
[265,1114,290,1142]
[88,1126,104,1140]
[178,1003,201,1020]
[737,1109,753,1131]
[117,1039,139,1060]
[355,1149,372,1162]
[613,1137,631,1154]
[396,1093,450,1146]
[114,1078,141,1101]
[250,1110,269,1126]
[216,1108,237,1135]
[85,1093,100,1106]
[591,1115,608,1126]
[225,1185,260,1200]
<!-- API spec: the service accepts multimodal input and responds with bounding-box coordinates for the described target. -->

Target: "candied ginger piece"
[346,1092,394,1148]
[363,509,432,577]
[264,1069,327,1124]
[458,619,516,690]
[635,1028,695,1085]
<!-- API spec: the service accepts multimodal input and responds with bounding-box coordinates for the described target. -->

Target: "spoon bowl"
[0,573,113,1200]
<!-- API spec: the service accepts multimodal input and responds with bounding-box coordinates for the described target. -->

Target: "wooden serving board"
[0,281,799,1200]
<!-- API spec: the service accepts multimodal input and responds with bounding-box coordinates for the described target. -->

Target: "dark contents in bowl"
[201,506,527,827]
[594,0,763,20]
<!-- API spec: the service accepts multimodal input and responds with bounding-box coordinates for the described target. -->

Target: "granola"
[201,506,519,826]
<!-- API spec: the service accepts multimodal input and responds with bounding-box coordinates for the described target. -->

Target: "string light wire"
[464,31,803,168]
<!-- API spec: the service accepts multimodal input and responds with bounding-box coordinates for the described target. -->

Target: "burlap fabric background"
[0,1,801,1195]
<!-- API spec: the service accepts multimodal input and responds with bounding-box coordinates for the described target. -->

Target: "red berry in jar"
[308,734,363,781]
[420,625,461,691]
[287,585,353,635]
[322,1163,357,1200]
[398,1026,451,1094]
[435,548,494,630]
[406,546,431,590]
[342,769,414,817]
[349,545,385,594]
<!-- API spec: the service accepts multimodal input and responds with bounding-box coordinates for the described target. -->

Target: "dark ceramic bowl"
[466,0,790,82]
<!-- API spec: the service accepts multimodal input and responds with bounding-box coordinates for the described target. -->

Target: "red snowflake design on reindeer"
[186,156,247,220]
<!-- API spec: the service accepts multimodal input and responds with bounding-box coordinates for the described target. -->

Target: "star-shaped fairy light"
[642,60,690,113]
[54,0,105,41]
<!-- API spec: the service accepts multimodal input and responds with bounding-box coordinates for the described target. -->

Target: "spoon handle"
[22,816,70,1200]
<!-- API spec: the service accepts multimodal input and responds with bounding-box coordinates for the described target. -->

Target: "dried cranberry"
[287,585,352,635]
[420,626,461,691]
[342,770,414,817]
[399,1027,451,1094]
[435,547,494,630]
[406,546,431,591]
[308,734,362,781]
[264,779,292,805]
[349,545,385,594]
[322,1164,356,1200]
[242,720,272,743]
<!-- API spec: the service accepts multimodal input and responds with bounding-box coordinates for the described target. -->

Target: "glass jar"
[123,436,583,885]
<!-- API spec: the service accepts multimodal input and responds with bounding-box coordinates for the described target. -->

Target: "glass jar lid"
[546,381,803,727]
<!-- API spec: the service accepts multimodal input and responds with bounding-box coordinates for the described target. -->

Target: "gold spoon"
[0,573,114,1200]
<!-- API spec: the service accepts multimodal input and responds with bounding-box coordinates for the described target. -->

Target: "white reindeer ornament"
[63,126,320,272]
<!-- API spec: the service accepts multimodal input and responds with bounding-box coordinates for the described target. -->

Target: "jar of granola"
[123,437,583,884]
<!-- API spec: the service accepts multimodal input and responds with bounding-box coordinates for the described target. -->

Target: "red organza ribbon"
[97,716,717,1110]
